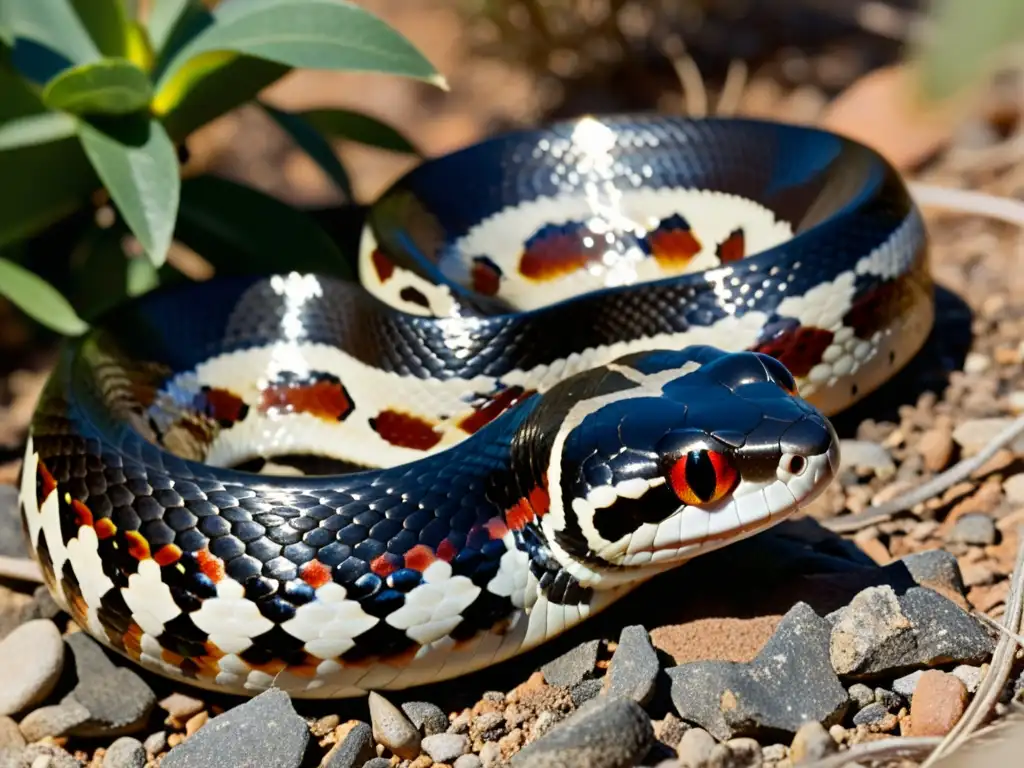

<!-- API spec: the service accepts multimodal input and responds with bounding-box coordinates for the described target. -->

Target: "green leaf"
[915,0,1024,102]
[4,0,101,64]
[127,254,160,295]
[156,53,288,141]
[0,256,89,335]
[0,132,97,248]
[300,107,418,154]
[70,0,129,57]
[261,102,351,199]
[176,174,352,278]
[0,111,77,150]
[147,0,208,57]
[156,0,445,97]
[77,116,180,267]
[43,58,152,115]
[0,3,14,47]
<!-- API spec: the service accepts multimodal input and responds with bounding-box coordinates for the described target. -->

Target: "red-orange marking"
[528,485,550,517]
[403,544,436,572]
[370,553,400,578]
[754,325,835,378]
[95,518,117,540]
[201,387,248,425]
[260,379,353,421]
[649,229,701,269]
[37,460,57,500]
[436,539,457,562]
[519,224,603,282]
[154,544,183,567]
[716,228,745,263]
[299,559,332,589]
[371,249,395,282]
[71,499,93,528]
[506,498,533,531]
[195,549,225,583]
[125,530,151,560]
[842,280,904,340]
[485,518,509,540]
[458,386,535,435]
[471,257,502,296]
[370,410,443,451]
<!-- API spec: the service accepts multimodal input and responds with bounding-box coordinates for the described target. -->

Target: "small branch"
[795,736,942,768]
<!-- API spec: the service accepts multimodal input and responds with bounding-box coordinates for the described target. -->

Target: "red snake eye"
[668,449,738,507]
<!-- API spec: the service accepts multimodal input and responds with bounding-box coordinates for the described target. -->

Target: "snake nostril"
[786,455,806,475]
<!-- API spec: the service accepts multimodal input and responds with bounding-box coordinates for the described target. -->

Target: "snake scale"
[18,114,934,698]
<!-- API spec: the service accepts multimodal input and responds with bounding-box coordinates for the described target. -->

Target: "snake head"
[537,347,840,584]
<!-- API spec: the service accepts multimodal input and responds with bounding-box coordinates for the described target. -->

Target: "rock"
[851,703,897,731]
[479,742,502,767]
[708,737,762,767]
[0,619,64,716]
[19,700,91,741]
[0,718,23,750]
[470,712,505,743]
[895,550,967,597]
[761,744,787,762]
[103,737,147,768]
[455,755,484,768]
[789,721,836,763]
[953,418,1024,455]
[951,664,984,693]
[541,640,601,688]
[829,586,994,678]
[161,689,309,768]
[18,744,82,768]
[323,722,374,768]
[0,487,27,560]
[874,688,903,712]
[946,514,997,546]
[368,691,421,760]
[908,670,968,736]
[606,625,660,706]
[422,733,469,763]
[570,680,603,707]
[847,684,874,710]
[668,603,849,741]
[362,760,392,768]
[1004,474,1024,504]
[892,671,923,697]
[838,440,895,476]
[159,693,205,724]
[143,731,167,757]
[511,697,652,768]
[919,428,955,472]
[676,728,716,768]
[401,701,449,736]
[61,632,155,737]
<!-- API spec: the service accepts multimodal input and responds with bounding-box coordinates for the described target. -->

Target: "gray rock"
[0,487,27,560]
[852,702,891,727]
[368,691,420,760]
[570,679,603,707]
[606,625,660,706]
[61,633,155,737]
[470,712,505,743]
[894,550,967,597]
[874,688,903,712]
[455,755,483,768]
[892,671,923,697]
[31,586,62,621]
[709,737,762,767]
[668,602,849,741]
[422,733,469,762]
[847,684,874,710]
[829,586,994,679]
[324,722,375,768]
[400,701,448,736]
[143,731,167,757]
[838,440,895,475]
[0,718,23,749]
[951,664,984,693]
[511,697,653,768]
[789,721,835,762]
[0,619,64,716]
[946,514,997,546]
[19,700,91,741]
[103,737,147,768]
[541,639,601,688]
[361,760,392,768]
[19,744,82,767]
[677,728,716,768]
[161,689,309,768]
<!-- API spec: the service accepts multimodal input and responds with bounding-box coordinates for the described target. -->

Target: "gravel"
[401,701,449,736]
[0,619,64,717]
[540,639,601,688]
[606,625,660,706]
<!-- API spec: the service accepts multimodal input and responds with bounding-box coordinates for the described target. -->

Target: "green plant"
[0,0,444,336]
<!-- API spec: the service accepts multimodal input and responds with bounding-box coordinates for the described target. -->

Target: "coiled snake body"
[19,115,933,698]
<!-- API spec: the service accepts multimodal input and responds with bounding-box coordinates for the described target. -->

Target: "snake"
[18,114,934,699]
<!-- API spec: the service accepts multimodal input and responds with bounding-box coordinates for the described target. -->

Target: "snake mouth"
[599,440,839,568]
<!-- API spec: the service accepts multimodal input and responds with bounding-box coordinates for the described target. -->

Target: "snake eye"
[668,449,738,507]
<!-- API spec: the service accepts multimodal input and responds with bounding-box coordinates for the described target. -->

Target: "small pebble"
[540,640,601,688]
[102,737,146,768]
[368,692,421,760]
[0,620,64,717]
[790,721,836,763]
[707,738,762,768]
[874,688,904,712]
[851,702,897,731]
[892,670,924,697]
[761,744,787,762]
[362,759,392,768]
[606,625,660,706]
[479,742,501,767]
[323,721,374,768]
[947,514,998,546]
[422,733,469,763]
[569,679,603,707]
[918,427,955,472]
[1003,474,1024,504]
[838,440,895,476]
[847,684,874,710]
[0,718,24,750]
[143,731,166,757]
[311,715,340,738]
[401,702,449,737]
[677,728,716,768]
[159,693,205,724]
[18,744,80,768]
[951,664,984,693]
[454,755,483,768]
[19,700,91,742]
[470,712,505,743]
[908,671,968,737]
[963,352,991,374]
[953,418,1024,455]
